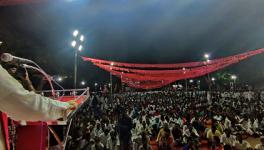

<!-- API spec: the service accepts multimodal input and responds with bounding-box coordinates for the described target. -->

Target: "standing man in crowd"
[117,108,133,150]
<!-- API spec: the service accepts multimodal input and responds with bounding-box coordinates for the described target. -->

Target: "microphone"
[0,53,33,64]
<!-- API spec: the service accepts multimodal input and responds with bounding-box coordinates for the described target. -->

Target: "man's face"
[7,64,18,75]
[9,67,17,74]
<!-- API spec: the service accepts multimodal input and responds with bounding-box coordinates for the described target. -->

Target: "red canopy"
[82,48,264,89]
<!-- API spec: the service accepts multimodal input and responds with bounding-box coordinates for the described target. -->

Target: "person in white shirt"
[234,134,251,150]
[99,129,110,147]
[91,136,104,150]
[106,130,120,150]
[0,65,76,150]
[241,119,254,135]
[253,118,259,133]
[220,129,236,147]
[224,117,232,130]
[91,122,103,138]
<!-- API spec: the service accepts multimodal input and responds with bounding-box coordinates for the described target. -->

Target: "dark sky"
[1,0,264,89]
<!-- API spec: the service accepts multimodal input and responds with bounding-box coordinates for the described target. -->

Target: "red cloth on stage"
[1,112,10,150]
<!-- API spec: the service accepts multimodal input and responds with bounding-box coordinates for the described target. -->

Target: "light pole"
[211,77,216,90]
[231,75,237,91]
[189,79,193,90]
[183,67,187,91]
[110,62,114,100]
[71,30,84,89]
[81,81,86,86]
[197,80,201,90]
[57,76,63,82]
[94,82,98,91]
[204,53,211,91]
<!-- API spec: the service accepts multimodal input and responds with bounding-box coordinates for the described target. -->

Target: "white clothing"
[99,133,109,146]
[253,119,259,131]
[91,143,104,150]
[255,144,264,150]
[0,65,70,150]
[106,137,120,150]
[234,140,251,150]
[220,133,236,146]
[224,117,232,129]
[91,128,103,138]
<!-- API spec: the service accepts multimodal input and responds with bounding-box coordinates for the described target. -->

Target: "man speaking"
[0,64,76,150]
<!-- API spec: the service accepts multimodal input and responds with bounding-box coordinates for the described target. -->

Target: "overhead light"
[71,40,77,47]
[204,53,209,59]
[80,35,84,42]
[211,77,215,81]
[73,30,79,37]
[78,45,83,51]
[81,81,86,85]
[189,79,193,83]
[231,75,237,80]
[57,77,63,82]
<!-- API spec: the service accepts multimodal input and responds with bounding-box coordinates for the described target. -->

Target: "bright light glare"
[81,81,86,85]
[189,79,193,83]
[71,40,77,47]
[110,62,114,66]
[78,45,83,51]
[204,53,209,59]
[231,75,237,80]
[95,83,98,86]
[211,77,215,81]
[80,35,84,42]
[73,30,79,37]
[57,77,63,82]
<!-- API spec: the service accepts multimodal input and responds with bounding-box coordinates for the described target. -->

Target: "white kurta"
[0,65,70,150]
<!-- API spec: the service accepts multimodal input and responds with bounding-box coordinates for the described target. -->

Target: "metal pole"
[63,119,73,150]
[207,73,211,91]
[234,79,236,91]
[110,73,113,100]
[185,79,187,92]
[74,50,78,89]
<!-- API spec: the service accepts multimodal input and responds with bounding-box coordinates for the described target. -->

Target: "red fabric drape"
[81,48,264,69]
[1,113,10,150]
[82,48,264,89]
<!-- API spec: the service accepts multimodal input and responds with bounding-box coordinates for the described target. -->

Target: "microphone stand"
[21,64,56,97]
[22,62,90,150]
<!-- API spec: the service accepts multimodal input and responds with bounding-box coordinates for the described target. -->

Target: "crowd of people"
[65,90,264,150]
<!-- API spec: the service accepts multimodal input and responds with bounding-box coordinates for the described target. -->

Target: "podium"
[16,124,48,150]
[14,94,87,150]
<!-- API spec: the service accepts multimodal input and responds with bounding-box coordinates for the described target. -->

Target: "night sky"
[1,0,264,89]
